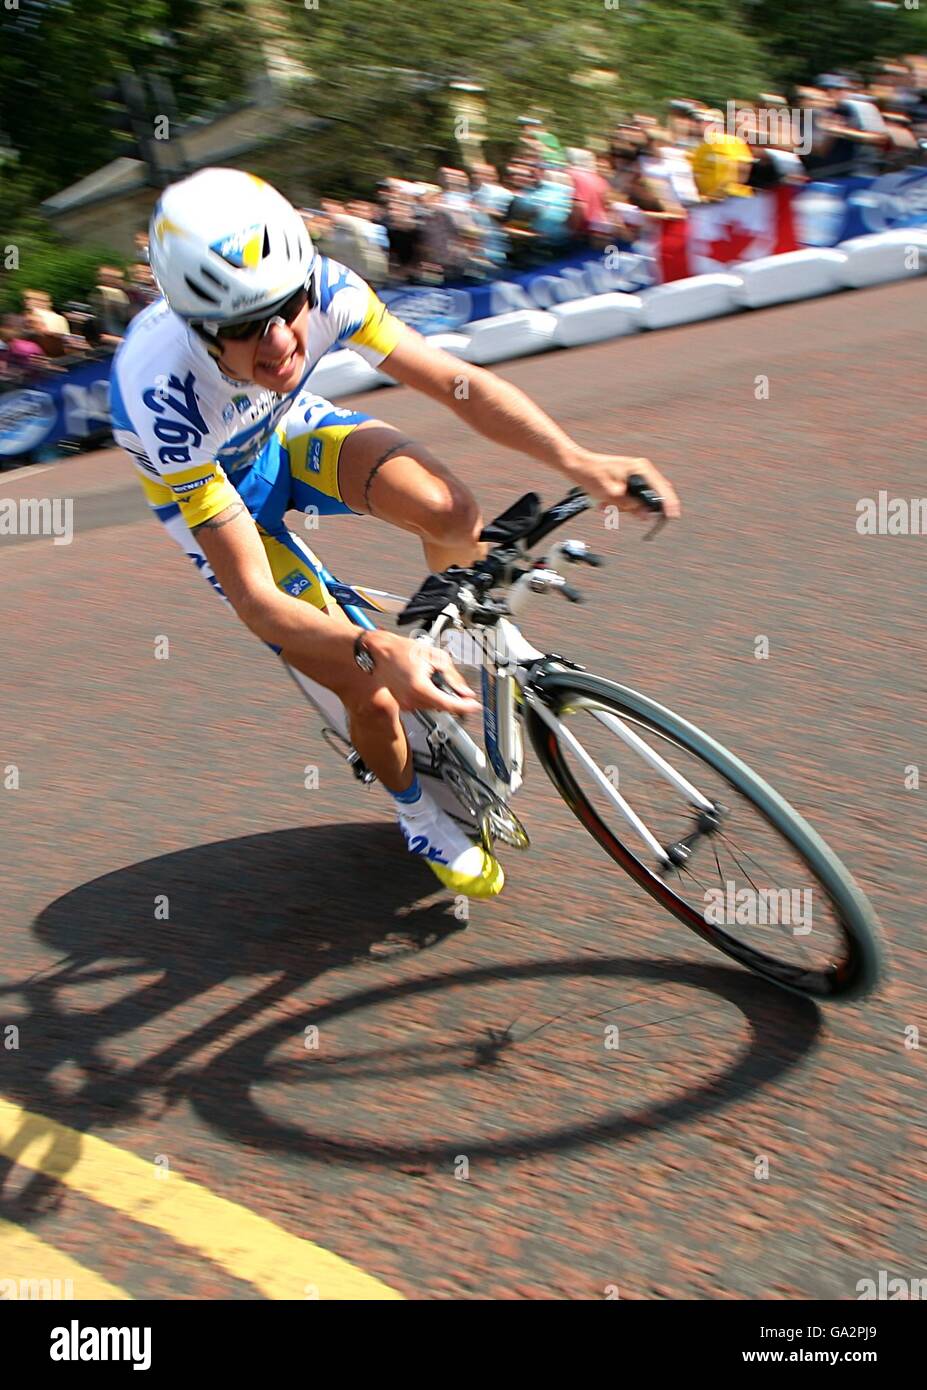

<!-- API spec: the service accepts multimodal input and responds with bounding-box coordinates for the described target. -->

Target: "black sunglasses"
[210,280,315,343]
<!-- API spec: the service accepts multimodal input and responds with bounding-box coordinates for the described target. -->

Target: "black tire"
[526,669,884,1001]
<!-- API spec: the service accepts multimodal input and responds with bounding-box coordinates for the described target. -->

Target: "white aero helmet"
[148,168,315,326]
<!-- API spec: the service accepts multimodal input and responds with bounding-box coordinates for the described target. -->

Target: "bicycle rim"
[526,671,884,1001]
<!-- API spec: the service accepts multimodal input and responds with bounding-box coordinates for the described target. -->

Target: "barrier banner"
[460,242,652,322]
[2,166,925,462]
[836,166,927,238]
[379,286,473,334]
[0,354,112,460]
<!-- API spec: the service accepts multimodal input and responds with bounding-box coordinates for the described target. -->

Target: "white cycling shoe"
[397,793,504,899]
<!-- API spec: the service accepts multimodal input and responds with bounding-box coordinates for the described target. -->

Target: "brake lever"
[626,472,668,542]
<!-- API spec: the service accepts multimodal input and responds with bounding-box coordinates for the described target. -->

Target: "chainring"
[440,761,530,851]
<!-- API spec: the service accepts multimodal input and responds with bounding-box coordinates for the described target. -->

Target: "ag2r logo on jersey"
[142,370,209,466]
[279,569,312,598]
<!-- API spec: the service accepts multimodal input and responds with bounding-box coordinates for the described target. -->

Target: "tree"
[0,0,257,204]
[745,0,927,88]
[276,0,777,199]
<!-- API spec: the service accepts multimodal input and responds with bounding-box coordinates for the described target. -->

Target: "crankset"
[439,760,530,851]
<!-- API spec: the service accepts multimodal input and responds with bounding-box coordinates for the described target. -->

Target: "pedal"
[321,727,377,785]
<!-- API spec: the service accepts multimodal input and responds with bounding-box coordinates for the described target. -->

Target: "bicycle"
[285,476,884,1002]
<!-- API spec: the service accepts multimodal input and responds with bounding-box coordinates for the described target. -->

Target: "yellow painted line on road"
[0,1217,131,1300]
[0,1098,402,1300]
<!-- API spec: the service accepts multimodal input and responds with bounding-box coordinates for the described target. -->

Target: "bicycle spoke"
[531,689,880,999]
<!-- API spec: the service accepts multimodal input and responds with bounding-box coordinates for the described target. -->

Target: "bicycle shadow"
[0,821,820,1210]
[0,821,457,1216]
[187,955,820,1166]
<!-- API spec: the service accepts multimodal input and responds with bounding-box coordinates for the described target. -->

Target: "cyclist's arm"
[378,325,680,517]
[379,326,581,475]
[192,503,357,679]
[192,503,479,714]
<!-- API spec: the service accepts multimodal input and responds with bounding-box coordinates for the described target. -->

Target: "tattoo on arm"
[364,440,412,513]
[192,502,247,533]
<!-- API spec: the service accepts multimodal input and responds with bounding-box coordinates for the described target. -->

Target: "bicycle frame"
[283,530,710,865]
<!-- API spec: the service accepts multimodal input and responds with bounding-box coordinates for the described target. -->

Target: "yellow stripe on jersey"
[348,288,405,360]
[134,460,240,529]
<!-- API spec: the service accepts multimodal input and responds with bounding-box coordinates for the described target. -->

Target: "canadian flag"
[653,186,799,282]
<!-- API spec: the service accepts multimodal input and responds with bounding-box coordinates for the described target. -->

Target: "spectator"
[0,314,46,384]
[639,127,701,207]
[343,200,389,283]
[467,164,510,268]
[378,180,422,283]
[22,289,70,358]
[690,115,755,199]
[881,112,919,170]
[564,147,614,240]
[471,162,512,219]
[504,158,574,262]
[438,166,473,214]
[418,189,471,281]
[315,198,389,284]
[667,99,703,151]
[126,260,159,315]
[801,77,889,178]
[518,115,567,168]
[89,266,133,340]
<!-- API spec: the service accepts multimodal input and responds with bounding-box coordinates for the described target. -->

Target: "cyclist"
[112,167,679,899]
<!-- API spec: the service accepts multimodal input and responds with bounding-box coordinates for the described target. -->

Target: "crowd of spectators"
[305,57,927,287]
[0,233,158,390]
[3,53,926,398]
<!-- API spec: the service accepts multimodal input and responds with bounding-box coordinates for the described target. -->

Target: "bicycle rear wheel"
[526,670,884,1000]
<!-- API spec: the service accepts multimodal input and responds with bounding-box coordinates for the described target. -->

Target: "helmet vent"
[199,264,230,290]
[183,274,221,306]
[262,226,271,259]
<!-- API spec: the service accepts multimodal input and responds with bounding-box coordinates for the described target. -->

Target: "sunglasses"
[211,280,314,343]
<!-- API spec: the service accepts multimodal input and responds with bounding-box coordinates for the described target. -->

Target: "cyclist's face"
[216,298,309,393]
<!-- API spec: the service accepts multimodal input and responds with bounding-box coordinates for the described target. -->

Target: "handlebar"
[399,476,667,628]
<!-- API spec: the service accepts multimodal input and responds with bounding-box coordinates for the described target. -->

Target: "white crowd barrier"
[416,331,473,358]
[733,248,847,309]
[837,228,927,289]
[463,309,558,365]
[307,348,384,399]
[641,273,741,330]
[314,230,923,399]
[549,292,643,347]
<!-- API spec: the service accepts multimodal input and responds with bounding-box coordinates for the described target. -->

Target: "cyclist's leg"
[143,490,502,896]
[258,522,411,792]
[283,394,484,571]
[278,400,502,893]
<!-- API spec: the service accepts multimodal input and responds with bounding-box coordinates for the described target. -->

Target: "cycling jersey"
[111,255,404,530]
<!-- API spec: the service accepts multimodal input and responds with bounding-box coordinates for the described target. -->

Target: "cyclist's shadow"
[0,821,458,1214]
[1,820,819,1201]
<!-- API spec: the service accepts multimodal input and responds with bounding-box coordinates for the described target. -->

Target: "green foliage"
[0,0,165,201]
[277,0,782,197]
[0,0,256,203]
[0,0,925,252]
[608,1,772,112]
[745,0,927,88]
[0,228,121,316]
[0,162,125,314]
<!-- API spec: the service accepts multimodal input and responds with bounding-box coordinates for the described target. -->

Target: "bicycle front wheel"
[526,670,884,1001]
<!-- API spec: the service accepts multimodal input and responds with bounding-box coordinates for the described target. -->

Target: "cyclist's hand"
[366,631,481,716]
[568,451,681,520]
